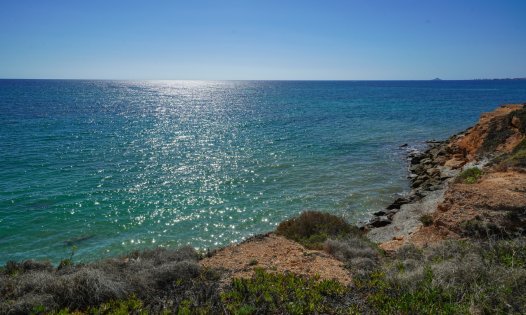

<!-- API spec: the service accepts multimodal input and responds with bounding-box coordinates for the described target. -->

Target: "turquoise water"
[1,80,526,264]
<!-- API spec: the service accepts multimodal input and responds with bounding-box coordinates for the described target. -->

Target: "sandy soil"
[201,233,352,285]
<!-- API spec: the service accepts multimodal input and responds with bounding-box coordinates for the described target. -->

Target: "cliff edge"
[367,103,526,250]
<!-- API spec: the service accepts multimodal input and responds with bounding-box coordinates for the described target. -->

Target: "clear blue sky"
[1,0,525,80]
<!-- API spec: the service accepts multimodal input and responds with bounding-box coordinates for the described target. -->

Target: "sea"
[1,80,526,264]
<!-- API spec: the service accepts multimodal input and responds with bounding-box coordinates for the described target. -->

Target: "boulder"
[420,158,433,165]
[444,158,467,169]
[369,216,391,228]
[373,210,387,216]
[410,164,424,173]
[412,179,424,188]
[426,168,441,177]
[386,197,410,210]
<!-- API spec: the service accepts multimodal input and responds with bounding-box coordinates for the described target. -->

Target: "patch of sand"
[201,233,352,285]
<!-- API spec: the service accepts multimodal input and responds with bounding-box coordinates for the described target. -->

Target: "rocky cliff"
[367,103,526,250]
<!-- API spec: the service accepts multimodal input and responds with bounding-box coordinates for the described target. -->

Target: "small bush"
[460,218,509,238]
[419,214,434,226]
[221,268,348,314]
[126,245,199,265]
[395,244,425,261]
[2,260,53,276]
[425,240,471,263]
[457,167,483,184]
[276,211,356,249]
[53,295,147,315]
[57,258,74,270]
[324,236,380,276]
[151,260,200,289]
[482,238,526,268]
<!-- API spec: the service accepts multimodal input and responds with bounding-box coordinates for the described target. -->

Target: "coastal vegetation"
[456,167,483,184]
[221,269,348,315]
[419,214,434,226]
[2,213,526,314]
[275,211,357,249]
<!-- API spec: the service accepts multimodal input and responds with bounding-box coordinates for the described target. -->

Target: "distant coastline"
[473,77,526,81]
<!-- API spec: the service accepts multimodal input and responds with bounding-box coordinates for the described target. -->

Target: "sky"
[0,0,525,80]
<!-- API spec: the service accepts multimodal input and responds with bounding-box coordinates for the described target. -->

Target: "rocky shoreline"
[365,139,455,230]
[364,138,461,246]
[366,103,526,249]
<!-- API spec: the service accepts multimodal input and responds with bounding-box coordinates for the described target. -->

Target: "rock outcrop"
[367,103,526,250]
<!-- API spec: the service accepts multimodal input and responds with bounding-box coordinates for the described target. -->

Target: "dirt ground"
[201,233,352,285]
[381,170,526,251]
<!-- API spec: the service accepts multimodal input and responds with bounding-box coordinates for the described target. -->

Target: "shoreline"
[366,102,526,249]
[365,138,460,245]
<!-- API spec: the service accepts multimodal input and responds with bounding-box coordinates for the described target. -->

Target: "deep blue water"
[1,80,525,264]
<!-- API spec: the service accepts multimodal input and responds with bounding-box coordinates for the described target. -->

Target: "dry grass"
[324,236,380,276]
[376,239,526,314]
[2,212,526,314]
[0,246,219,314]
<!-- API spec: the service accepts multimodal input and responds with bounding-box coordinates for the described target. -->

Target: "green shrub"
[2,260,53,276]
[457,167,482,184]
[276,211,356,249]
[481,239,526,268]
[51,295,147,314]
[221,269,347,314]
[356,269,468,314]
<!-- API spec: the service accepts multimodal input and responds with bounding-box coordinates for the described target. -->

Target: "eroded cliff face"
[445,103,526,168]
[369,103,526,251]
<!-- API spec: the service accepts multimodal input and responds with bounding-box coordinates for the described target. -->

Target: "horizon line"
[1,77,526,81]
